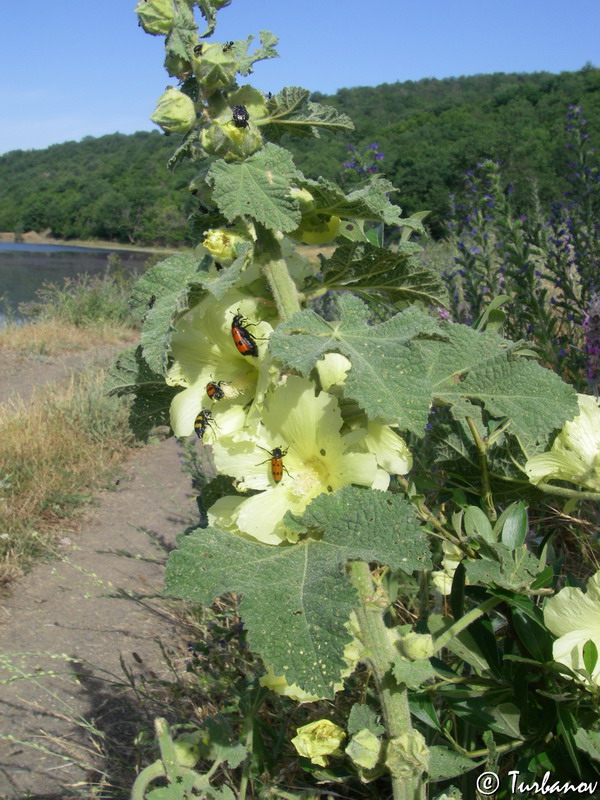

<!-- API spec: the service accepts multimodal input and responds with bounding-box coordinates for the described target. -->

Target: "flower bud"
[135,0,175,36]
[291,719,346,767]
[345,728,382,770]
[172,733,201,767]
[398,632,435,661]
[201,119,263,160]
[192,43,237,92]
[385,731,429,780]
[150,88,196,135]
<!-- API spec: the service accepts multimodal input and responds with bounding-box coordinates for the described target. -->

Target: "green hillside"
[1,66,598,243]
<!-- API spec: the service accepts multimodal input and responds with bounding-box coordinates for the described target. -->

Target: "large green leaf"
[105,346,178,440]
[416,323,578,450]
[300,176,404,226]
[315,242,448,307]
[261,87,354,141]
[130,253,211,374]
[271,295,577,446]
[165,486,429,696]
[269,294,444,434]
[207,143,302,231]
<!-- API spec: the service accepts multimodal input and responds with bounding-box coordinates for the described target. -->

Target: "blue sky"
[1,0,598,156]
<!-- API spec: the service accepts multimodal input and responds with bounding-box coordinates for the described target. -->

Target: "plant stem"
[349,561,425,800]
[535,483,600,501]
[466,416,497,521]
[432,596,501,651]
[261,256,301,320]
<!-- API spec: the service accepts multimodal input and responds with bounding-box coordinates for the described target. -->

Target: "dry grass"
[0,320,138,356]
[0,368,135,584]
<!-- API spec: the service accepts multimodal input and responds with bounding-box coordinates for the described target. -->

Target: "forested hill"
[1,66,598,244]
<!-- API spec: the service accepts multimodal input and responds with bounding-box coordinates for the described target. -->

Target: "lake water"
[0,243,153,324]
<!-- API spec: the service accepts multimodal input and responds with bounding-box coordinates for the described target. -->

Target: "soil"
[0,347,198,798]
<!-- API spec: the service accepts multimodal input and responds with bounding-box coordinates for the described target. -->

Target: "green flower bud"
[201,119,263,160]
[172,733,201,768]
[192,43,238,92]
[385,731,429,780]
[398,632,435,661]
[289,212,341,245]
[345,728,382,770]
[150,88,196,135]
[135,0,175,36]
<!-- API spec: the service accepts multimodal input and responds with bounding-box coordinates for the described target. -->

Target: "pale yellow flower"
[525,394,600,492]
[166,292,274,437]
[291,719,346,766]
[544,570,600,684]
[209,376,383,544]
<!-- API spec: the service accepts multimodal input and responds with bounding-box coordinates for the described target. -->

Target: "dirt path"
[0,344,124,407]
[0,349,197,798]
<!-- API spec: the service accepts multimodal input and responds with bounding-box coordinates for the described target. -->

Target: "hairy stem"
[349,561,425,800]
[466,416,497,521]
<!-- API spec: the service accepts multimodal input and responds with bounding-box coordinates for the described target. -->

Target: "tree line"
[0,66,598,244]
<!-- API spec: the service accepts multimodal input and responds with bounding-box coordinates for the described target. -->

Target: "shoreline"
[0,230,175,255]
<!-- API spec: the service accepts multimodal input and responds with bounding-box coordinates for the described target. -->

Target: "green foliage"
[21,260,140,327]
[1,70,598,243]
[0,132,196,245]
[106,346,178,440]
[207,144,302,230]
[118,3,600,799]
[166,486,429,697]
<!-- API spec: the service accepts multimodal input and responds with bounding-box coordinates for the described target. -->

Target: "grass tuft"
[0,318,138,356]
[0,368,135,584]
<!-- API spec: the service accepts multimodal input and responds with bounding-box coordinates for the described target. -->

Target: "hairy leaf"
[105,346,177,440]
[262,87,355,141]
[428,746,479,781]
[300,176,403,226]
[129,253,210,374]
[165,4,197,61]
[165,486,430,696]
[237,30,279,76]
[416,323,578,450]
[347,704,385,737]
[392,657,436,688]
[207,143,302,231]
[271,295,576,445]
[270,294,444,434]
[195,0,232,39]
[316,242,448,307]
[465,543,543,593]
